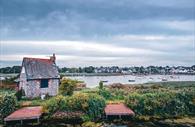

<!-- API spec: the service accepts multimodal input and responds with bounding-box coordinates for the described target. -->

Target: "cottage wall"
[19,67,28,94]
[25,80,40,98]
[25,79,59,98]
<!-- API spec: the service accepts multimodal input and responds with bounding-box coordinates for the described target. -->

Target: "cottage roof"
[22,57,59,80]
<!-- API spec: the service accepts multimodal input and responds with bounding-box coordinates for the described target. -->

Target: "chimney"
[50,53,56,63]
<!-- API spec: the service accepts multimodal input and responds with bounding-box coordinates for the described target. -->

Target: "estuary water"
[67,75,195,88]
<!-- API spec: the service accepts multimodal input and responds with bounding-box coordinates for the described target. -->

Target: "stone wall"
[25,80,40,98]
[25,79,59,98]
[19,67,27,94]
[40,79,59,96]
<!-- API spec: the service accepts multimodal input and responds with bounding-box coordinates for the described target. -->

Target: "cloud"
[0,0,194,66]
[0,39,194,67]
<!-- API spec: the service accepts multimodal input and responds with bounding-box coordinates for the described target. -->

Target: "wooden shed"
[105,103,135,119]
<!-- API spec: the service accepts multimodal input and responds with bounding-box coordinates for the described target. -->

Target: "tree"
[99,81,103,90]
[84,66,95,73]
[59,79,77,96]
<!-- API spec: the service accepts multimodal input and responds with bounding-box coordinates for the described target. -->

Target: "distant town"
[1,65,195,75]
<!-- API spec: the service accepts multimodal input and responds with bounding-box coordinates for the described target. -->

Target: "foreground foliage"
[125,90,195,118]
[59,78,77,96]
[42,93,106,121]
[0,92,17,122]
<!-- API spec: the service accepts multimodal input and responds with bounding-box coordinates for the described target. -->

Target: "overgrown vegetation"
[59,78,78,96]
[0,92,18,122]
[1,80,195,126]
[125,91,195,118]
[15,88,25,101]
[42,93,106,121]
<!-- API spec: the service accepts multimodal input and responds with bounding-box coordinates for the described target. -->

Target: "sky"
[0,0,195,67]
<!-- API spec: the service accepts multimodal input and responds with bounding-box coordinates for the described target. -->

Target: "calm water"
[67,75,195,88]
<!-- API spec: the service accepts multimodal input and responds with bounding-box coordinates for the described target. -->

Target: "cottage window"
[40,79,49,88]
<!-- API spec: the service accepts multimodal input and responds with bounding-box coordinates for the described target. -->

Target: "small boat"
[101,80,108,83]
[162,78,168,81]
[170,75,174,78]
[128,80,135,82]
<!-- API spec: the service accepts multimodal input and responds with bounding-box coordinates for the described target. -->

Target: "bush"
[0,93,17,122]
[111,89,126,100]
[43,93,106,120]
[15,88,25,101]
[99,89,112,100]
[99,81,103,90]
[59,78,77,96]
[125,91,195,118]
[87,94,106,120]
[42,95,66,114]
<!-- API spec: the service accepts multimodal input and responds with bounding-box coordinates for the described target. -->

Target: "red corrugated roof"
[105,103,135,116]
[4,106,42,121]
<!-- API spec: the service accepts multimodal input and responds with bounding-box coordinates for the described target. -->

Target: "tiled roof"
[4,106,42,121]
[22,57,59,80]
[105,103,135,116]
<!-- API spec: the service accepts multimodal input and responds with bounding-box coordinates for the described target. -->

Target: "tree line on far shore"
[1,65,195,74]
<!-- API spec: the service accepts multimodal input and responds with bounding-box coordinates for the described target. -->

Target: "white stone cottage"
[19,54,60,98]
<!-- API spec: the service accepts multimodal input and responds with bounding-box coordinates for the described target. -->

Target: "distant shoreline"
[62,73,195,77]
[0,73,195,77]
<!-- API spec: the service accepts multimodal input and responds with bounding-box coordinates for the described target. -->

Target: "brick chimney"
[50,53,56,63]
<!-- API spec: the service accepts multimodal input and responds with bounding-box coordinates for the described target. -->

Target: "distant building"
[19,54,60,98]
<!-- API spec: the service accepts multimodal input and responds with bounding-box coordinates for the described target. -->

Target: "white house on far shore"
[19,54,60,98]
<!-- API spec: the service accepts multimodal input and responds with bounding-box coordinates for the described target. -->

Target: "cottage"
[19,54,60,98]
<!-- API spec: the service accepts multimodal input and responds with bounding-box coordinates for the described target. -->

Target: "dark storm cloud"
[1,0,194,40]
[0,0,194,66]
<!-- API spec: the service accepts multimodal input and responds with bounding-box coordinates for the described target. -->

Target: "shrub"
[111,89,126,100]
[15,88,25,101]
[43,93,106,120]
[87,94,106,120]
[59,78,77,96]
[99,81,103,90]
[125,91,195,118]
[99,89,112,100]
[0,93,17,122]
[42,95,66,114]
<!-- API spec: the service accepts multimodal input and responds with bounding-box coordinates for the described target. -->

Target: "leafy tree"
[59,78,77,96]
[0,66,21,74]
[83,66,95,73]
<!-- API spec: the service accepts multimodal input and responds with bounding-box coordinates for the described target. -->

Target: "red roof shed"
[105,103,135,116]
[4,106,42,123]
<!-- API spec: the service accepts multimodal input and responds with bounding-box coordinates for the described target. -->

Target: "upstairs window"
[40,79,49,88]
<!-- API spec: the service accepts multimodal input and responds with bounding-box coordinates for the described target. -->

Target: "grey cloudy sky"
[0,0,195,67]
